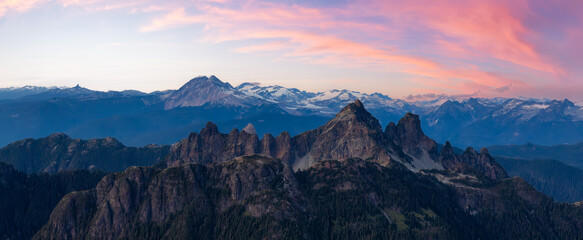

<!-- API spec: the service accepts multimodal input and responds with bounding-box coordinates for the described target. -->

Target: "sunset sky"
[0,0,582,100]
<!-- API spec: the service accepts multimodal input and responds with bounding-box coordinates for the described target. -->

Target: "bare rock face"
[242,123,257,135]
[274,131,293,161]
[438,142,508,180]
[388,112,437,159]
[460,147,509,180]
[35,155,304,240]
[438,141,466,171]
[34,190,98,240]
[289,99,397,169]
[259,132,292,161]
[165,122,260,166]
[261,133,275,155]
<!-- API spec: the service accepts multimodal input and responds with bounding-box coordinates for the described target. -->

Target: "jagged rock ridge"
[166,99,507,180]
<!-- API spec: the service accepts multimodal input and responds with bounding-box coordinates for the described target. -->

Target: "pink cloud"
[136,0,557,95]
[2,0,582,99]
[140,7,205,32]
[0,0,49,17]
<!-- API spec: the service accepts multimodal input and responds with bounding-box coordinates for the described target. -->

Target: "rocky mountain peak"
[200,122,220,136]
[229,128,241,136]
[459,146,508,180]
[384,122,397,136]
[463,147,477,155]
[398,112,421,127]
[392,112,436,155]
[561,98,575,107]
[336,99,365,115]
[242,123,256,135]
[46,132,72,141]
[186,75,233,89]
[441,141,455,156]
[163,75,266,110]
[330,99,382,132]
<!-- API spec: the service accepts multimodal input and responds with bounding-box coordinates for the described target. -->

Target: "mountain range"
[18,100,583,239]
[2,75,582,149]
[1,99,582,239]
[237,80,583,147]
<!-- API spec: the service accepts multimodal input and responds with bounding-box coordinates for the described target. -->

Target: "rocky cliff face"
[35,156,583,239]
[35,155,304,240]
[438,142,509,180]
[388,112,437,158]
[385,112,442,170]
[289,99,399,169]
[0,133,170,174]
[165,122,262,166]
[459,147,509,180]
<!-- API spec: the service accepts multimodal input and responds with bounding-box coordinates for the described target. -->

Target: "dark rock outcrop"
[35,155,304,240]
[165,122,262,166]
[460,147,509,180]
[437,142,508,180]
[389,112,437,159]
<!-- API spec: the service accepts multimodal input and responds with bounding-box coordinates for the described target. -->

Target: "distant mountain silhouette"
[0,133,169,174]
[2,76,583,148]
